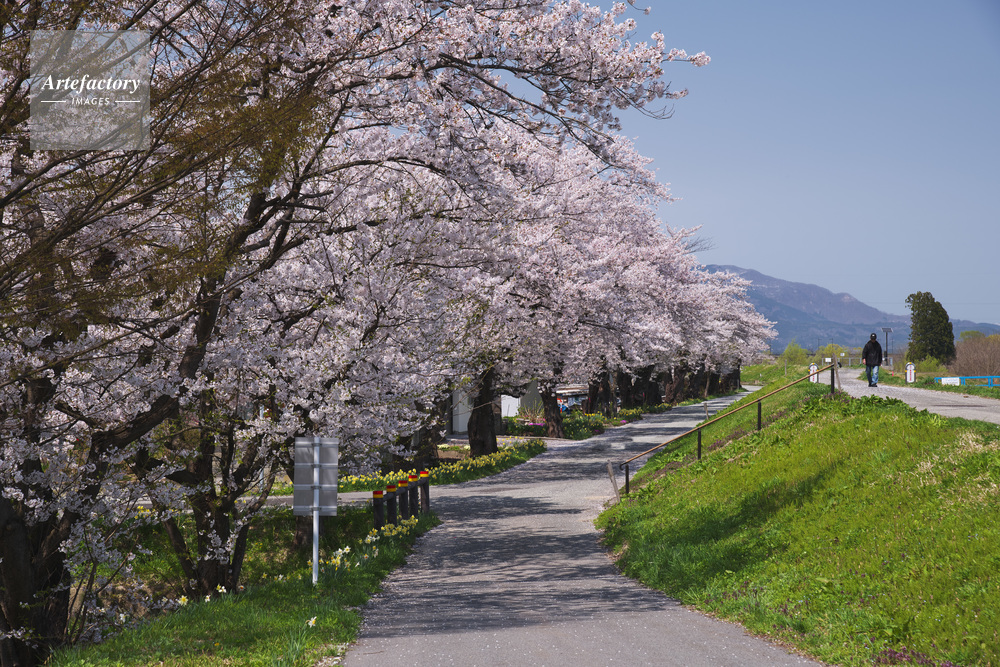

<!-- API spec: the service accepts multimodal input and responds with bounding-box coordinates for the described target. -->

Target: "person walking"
[862,333,883,387]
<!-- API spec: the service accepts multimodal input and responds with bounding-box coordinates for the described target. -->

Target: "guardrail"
[934,375,1000,387]
[371,471,431,528]
[618,364,836,495]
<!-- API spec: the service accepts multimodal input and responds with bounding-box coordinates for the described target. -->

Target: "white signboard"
[940,377,961,386]
[906,363,916,383]
[293,437,338,516]
[809,363,819,383]
[293,436,338,586]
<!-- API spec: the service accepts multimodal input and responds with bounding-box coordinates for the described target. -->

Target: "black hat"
[870,333,877,340]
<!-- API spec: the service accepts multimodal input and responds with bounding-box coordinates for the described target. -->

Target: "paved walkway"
[835,365,1000,425]
[342,395,822,667]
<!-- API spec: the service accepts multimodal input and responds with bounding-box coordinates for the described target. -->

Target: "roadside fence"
[617,364,836,495]
[934,375,1000,387]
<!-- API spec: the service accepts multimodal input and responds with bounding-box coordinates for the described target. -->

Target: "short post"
[385,484,398,525]
[398,478,409,519]
[419,470,430,514]
[623,463,630,495]
[372,489,385,529]
[757,400,762,431]
[697,429,702,460]
[830,363,835,394]
[407,474,419,518]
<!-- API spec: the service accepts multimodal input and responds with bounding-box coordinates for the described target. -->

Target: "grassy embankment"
[598,365,1000,666]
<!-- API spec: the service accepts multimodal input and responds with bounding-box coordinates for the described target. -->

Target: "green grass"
[598,388,1000,666]
[338,438,546,492]
[630,376,829,488]
[741,362,811,387]
[52,508,437,666]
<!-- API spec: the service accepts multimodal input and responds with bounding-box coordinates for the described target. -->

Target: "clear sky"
[619,0,1000,325]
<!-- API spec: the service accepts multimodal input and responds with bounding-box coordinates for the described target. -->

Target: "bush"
[562,412,606,440]
[502,416,546,437]
[912,356,948,374]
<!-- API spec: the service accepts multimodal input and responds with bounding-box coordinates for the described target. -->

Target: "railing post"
[385,484,398,525]
[419,470,430,514]
[398,478,409,519]
[757,400,762,431]
[697,429,702,460]
[372,490,385,529]
[407,474,420,518]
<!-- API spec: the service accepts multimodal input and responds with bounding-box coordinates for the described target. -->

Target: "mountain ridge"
[706,265,1000,353]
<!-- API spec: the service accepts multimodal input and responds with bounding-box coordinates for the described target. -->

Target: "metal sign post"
[293,437,338,585]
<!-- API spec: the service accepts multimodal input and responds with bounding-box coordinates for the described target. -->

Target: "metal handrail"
[618,364,835,494]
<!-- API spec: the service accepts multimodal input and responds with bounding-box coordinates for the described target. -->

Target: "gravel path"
[342,395,822,667]
[835,366,1000,425]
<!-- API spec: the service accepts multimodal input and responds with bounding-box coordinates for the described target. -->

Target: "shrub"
[502,416,546,437]
[912,356,948,374]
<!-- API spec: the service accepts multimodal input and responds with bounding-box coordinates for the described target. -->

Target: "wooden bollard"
[407,474,420,518]
[385,484,398,525]
[372,489,385,529]
[397,478,409,519]
[419,470,430,514]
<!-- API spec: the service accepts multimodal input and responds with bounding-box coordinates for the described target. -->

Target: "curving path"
[342,395,823,667]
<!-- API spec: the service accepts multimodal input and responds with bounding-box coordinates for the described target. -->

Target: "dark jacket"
[862,339,883,366]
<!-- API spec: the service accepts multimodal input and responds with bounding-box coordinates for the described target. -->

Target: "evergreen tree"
[905,291,956,363]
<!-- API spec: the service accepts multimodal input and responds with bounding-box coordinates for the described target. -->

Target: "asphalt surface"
[342,395,823,667]
[835,365,1000,425]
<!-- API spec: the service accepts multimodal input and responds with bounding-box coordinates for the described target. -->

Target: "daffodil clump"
[338,439,546,492]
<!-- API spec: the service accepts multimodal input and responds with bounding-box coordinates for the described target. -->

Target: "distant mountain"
[706,265,1000,353]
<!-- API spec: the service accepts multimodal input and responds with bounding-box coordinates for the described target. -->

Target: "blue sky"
[619,0,1000,325]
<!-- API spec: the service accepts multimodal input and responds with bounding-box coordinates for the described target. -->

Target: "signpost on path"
[293,437,339,585]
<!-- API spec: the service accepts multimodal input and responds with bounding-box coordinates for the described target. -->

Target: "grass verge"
[52,507,438,666]
[598,385,1000,666]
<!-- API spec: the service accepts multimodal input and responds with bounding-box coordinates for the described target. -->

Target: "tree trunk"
[0,501,70,667]
[539,381,565,439]
[662,365,688,405]
[721,365,741,393]
[468,367,498,457]
[616,370,636,409]
[585,378,600,414]
[707,371,721,397]
[635,366,662,406]
[598,370,613,417]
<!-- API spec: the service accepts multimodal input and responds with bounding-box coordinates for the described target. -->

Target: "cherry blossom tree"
[2,1,719,662]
